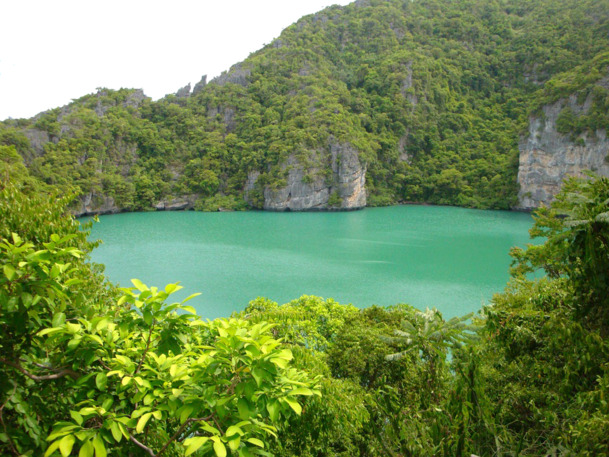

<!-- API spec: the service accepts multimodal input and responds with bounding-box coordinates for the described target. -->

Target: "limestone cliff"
[516,94,609,210]
[247,140,366,211]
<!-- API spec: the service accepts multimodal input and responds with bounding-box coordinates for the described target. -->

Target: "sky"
[0,0,353,121]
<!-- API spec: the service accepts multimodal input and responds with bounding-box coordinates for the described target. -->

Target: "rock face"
[516,95,609,210]
[154,196,197,211]
[72,193,121,217]
[211,63,251,87]
[255,140,366,211]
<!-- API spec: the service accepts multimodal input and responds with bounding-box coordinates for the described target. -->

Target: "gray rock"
[192,75,207,95]
[211,63,251,87]
[154,196,196,211]
[261,139,366,211]
[175,83,192,98]
[71,192,121,217]
[516,93,609,210]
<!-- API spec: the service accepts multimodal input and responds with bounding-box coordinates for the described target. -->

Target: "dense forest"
[2,160,609,456]
[1,0,609,212]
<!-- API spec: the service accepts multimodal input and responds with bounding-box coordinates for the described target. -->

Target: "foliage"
[510,174,609,323]
[0,184,319,456]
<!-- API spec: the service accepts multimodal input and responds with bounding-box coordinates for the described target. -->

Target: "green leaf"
[289,387,313,396]
[181,305,197,314]
[212,437,227,457]
[182,292,202,304]
[246,438,264,448]
[70,411,83,426]
[110,422,122,442]
[44,439,61,457]
[180,405,194,423]
[78,440,94,457]
[143,310,153,325]
[136,413,152,433]
[95,373,107,391]
[225,425,243,438]
[93,434,107,457]
[3,264,16,281]
[184,437,209,456]
[237,398,250,420]
[266,400,279,422]
[52,312,67,327]
[228,436,241,451]
[239,447,254,457]
[131,278,147,291]
[284,397,302,415]
[251,368,264,387]
[59,434,75,457]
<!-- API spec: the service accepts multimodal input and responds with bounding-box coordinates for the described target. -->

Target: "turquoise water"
[88,206,534,319]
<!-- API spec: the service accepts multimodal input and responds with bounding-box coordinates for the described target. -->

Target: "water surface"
[88,206,534,319]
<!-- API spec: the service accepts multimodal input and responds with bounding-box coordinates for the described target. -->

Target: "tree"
[511,174,609,323]
[0,184,319,456]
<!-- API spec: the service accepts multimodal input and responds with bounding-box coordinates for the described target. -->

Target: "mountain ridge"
[1,0,608,214]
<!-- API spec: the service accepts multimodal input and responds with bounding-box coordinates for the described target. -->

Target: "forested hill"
[2,0,609,214]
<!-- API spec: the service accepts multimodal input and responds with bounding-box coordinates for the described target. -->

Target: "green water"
[88,205,534,319]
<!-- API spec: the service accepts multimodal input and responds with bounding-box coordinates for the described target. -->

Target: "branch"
[135,321,155,375]
[129,435,156,457]
[157,415,214,456]
[0,385,19,456]
[0,358,79,381]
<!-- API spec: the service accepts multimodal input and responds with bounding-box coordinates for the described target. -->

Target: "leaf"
[70,411,83,426]
[284,397,302,415]
[184,437,209,456]
[93,434,107,457]
[59,434,75,457]
[181,305,197,315]
[182,292,202,304]
[180,405,194,423]
[289,387,313,396]
[237,398,250,420]
[251,368,264,386]
[44,439,61,457]
[246,438,264,448]
[131,278,147,291]
[110,422,122,443]
[136,413,152,433]
[3,264,16,281]
[78,440,94,457]
[266,400,279,422]
[95,373,107,391]
[225,425,243,438]
[212,437,227,457]
[239,447,254,457]
[228,436,241,451]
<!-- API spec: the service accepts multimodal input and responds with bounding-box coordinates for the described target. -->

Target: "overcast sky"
[0,0,353,121]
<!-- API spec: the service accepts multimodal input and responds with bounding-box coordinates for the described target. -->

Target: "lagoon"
[88,205,534,319]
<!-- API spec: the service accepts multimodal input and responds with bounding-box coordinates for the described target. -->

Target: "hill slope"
[2,0,608,214]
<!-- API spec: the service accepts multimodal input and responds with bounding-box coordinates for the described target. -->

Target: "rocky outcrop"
[72,194,198,217]
[72,193,121,217]
[516,94,609,210]
[192,75,207,95]
[252,140,366,211]
[175,84,192,98]
[211,63,251,87]
[154,196,197,211]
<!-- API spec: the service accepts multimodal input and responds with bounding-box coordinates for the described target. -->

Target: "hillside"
[1,0,609,214]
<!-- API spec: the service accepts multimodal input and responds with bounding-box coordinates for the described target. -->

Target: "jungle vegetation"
[2,148,609,455]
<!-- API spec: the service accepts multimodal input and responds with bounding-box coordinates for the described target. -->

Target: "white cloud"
[0,0,352,120]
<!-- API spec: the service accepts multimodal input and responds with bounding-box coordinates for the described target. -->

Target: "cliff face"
[248,140,366,211]
[516,95,609,210]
